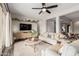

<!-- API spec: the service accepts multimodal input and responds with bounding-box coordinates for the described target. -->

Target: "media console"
[13,31,38,40]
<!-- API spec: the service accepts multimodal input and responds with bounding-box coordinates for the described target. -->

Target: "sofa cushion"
[43,32,48,37]
[59,44,78,56]
[41,48,60,56]
[51,44,63,53]
[51,33,63,40]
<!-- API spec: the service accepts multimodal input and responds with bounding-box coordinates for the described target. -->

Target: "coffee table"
[25,39,41,55]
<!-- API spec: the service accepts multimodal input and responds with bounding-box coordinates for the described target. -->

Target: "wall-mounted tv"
[20,23,32,30]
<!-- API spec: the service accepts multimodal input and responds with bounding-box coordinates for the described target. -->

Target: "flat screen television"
[20,23,32,30]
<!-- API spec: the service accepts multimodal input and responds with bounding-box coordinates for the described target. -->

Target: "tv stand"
[14,31,38,40]
[14,32,32,39]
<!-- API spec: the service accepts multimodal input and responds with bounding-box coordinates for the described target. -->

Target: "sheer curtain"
[5,11,13,48]
[1,4,13,48]
[0,5,4,55]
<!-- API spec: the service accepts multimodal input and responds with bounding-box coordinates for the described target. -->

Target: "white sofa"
[39,35,57,45]
[39,33,58,45]
[39,33,79,56]
[39,32,66,45]
[41,40,79,56]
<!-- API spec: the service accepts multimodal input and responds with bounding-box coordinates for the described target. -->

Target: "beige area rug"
[14,41,51,56]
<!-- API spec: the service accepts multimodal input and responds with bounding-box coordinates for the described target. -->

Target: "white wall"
[39,16,72,34]
[73,20,79,33]
[46,19,55,33]
[39,20,46,34]
[12,20,37,33]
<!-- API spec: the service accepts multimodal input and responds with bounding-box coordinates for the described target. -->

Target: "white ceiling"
[63,11,79,21]
[8,3,79,20]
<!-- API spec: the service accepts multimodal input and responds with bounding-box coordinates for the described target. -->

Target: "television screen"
[20,23,32,30]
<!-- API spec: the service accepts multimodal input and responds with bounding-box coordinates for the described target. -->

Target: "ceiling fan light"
[42,8,46,12]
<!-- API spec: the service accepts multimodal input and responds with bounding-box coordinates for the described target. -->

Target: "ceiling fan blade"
[46,10,51,14]
[46,5,58,9]
[42,3,46,6]
[39,11,42,14]
[32,8,42,9]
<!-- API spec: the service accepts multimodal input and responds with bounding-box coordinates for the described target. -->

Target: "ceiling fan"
[32,3,58,14]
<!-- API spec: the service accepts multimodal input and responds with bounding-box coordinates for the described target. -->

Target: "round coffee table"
[25,39,41,55]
